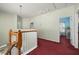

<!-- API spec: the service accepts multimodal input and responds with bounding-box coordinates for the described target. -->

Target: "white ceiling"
[0,3,77,18]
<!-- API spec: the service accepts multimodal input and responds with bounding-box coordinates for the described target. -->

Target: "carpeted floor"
[27,36,79,55]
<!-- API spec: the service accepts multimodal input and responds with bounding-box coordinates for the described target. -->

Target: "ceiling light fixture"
[19,5,22,17]
[17,4,23,29]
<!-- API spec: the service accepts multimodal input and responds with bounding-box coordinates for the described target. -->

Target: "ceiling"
[0,3,77,18]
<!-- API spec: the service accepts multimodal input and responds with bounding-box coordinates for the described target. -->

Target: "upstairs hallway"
[28,36,79,55]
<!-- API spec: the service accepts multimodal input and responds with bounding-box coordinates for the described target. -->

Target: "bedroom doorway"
[59,17,71,42]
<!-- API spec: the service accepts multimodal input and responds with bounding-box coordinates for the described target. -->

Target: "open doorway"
[59,17,70,43]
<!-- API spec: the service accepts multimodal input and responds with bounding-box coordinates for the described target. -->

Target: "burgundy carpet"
[27,36,79,55]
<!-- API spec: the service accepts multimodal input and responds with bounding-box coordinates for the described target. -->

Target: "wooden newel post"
[17,30,22,55]
[8,29,22,55]
[9,29,12,55]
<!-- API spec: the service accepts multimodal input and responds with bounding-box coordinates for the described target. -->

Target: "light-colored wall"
[22,18,32,29]
[32,12,60,42]
[0,12,17,45]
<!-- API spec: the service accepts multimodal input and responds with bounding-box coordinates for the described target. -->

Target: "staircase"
[0,42,16,55]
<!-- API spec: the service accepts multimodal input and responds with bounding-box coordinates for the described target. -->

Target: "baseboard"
[38,38,60,44]
[21,45,37,55]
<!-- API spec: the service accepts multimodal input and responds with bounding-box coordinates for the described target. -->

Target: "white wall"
[22,18,32,29]
[0,12,17,45]
[31,12,60,42]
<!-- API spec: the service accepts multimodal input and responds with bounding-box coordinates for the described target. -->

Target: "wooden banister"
[4,42,16,55]
[8,29,22,55]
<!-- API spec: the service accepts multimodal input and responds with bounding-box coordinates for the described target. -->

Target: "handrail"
[8,29,22,55]
[4,42,17,55]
